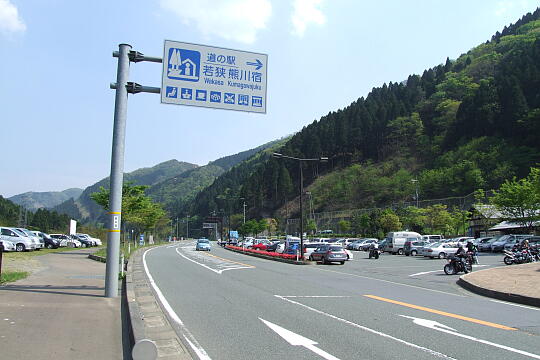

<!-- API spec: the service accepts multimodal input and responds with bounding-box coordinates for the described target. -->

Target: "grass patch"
[0,270,29,284]
[1,246,91,261]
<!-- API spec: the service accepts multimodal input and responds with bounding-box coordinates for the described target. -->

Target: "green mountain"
[8,188,84,211]
[54,159,198,223]
[147,139,286,215]
[186,9,540,223]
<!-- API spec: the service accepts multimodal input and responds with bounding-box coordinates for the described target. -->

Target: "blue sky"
[1,0,538,197]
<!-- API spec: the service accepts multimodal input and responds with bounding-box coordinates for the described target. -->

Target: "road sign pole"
[105,43,132,298]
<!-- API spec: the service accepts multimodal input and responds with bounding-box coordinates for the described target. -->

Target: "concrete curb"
[88,254,106,263]
[458,273,540,308]
[126,245,194,360]
[223,246,309,265]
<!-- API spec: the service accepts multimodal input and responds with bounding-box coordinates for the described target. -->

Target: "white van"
[385,231,422,255]
[0,227,36,252]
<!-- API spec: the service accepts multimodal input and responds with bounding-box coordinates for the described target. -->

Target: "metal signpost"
[106,41,266,297]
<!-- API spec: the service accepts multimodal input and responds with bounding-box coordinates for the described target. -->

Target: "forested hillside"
[0,195,71,232]
[186,9,540,222]
[147,139,286,215]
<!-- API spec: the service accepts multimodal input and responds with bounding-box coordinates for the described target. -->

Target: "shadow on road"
[0,284,105,297]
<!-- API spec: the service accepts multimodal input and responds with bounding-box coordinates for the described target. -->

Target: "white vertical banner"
[69,219,77,235]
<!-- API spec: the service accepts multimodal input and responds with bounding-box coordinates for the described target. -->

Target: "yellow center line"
[204,252,255,268]
[364,294,516,331]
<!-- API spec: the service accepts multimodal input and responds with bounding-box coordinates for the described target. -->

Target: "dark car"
[308,245,348,264]
[71,234,94,247]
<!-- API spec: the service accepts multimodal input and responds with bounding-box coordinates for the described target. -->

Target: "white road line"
[409,270,442,277]
[175,247,253,274]
[311,267,465,297]
[274,295,456,359]
[489,299,540,311]
[282,296,352,298]
[143,248,212,360]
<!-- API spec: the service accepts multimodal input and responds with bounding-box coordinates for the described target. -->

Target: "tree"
[423,204,453,235]
[91,182,167,231]
[338,220,351,234]
[378,210,402,234]
[490,167,540,230]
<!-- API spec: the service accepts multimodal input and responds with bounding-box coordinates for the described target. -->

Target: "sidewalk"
[458,262,540,307]
[0,248,127,360]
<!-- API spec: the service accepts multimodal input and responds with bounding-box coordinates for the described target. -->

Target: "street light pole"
[186,215,190,239]
[412,179,419,207]
[272,153,327,260]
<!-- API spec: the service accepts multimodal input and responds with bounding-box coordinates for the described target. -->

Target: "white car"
[0,239,16,252]
[15,228,43,249]
[423,242,459,259]
[0,227,36,252]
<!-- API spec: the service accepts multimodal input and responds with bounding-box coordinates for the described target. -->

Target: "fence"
[285,192,484,234]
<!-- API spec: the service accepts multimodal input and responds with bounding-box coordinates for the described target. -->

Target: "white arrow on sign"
[259,318,340,360]
[400,315,540,359]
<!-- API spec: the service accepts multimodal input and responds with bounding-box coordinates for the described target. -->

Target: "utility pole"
[176,217,178,239]
[186,215,190,239]
[105,43,131,298]
[412,179,419,208]
[243,201,246,224]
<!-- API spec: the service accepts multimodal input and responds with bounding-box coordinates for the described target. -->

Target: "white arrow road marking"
[175,247,254,274]
[274,295,456,359]
[259,318,340,360]
[400,315,540,359]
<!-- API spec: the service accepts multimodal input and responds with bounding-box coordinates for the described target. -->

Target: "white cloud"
[0,0,26,36]
[160,0,272,44]
[291,0,326,37]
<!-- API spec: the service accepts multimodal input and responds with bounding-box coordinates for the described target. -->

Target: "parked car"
[491,234,532,252]
[195,238,211,251]
[424,242,459,259]
[308,244,348,264]
[358,238,379,251]
[50,234,81,248]
[252,239,272,250]
[71,234,95,247]
[385,231,422,254]
[404,239,428,256]
[0,239,16,252]
[419,242,441,256]
[346,239,363,250]
[15,228,43,249]
[0,227,36,252]
[477,237,496,252]
[503,235,533,251]
[422,234,444,242]
[32,231,60,249]
[76,233,102,246]
[304,243,325,259]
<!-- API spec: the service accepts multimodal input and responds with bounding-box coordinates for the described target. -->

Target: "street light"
[411,179,419,207]
[272,152,327,260]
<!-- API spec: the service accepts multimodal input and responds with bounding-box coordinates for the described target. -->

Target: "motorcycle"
[444,255,472,275]
[368,247,381,259]
[503,249,535,265]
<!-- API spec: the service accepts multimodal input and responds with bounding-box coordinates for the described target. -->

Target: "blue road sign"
[161,40,267,114]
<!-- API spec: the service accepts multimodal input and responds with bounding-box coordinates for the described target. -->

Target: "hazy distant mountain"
[9,188,84,211]
[54,159,198,223]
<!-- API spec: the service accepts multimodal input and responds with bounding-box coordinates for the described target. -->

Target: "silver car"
[0,227,36,252]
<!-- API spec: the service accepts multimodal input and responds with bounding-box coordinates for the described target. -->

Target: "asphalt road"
[144,243,540,360]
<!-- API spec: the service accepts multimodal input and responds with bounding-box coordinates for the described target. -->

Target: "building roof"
[470,204,504,219]
[488,220,540,231]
